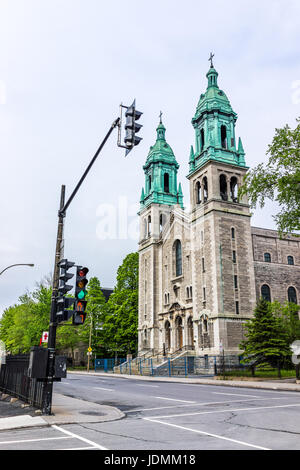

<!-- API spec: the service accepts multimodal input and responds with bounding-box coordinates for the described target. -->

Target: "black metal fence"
[0,355,45,409]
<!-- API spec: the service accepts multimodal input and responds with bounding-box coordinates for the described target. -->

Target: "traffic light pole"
[42,117,120,415]
[42,185,66,415]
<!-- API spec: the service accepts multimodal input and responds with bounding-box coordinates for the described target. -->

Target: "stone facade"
[137,62,299,359]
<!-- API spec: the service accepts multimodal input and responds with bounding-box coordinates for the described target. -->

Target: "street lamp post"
[0,264,34,276]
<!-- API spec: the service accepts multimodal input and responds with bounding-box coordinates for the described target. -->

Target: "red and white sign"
[42,331,49,343]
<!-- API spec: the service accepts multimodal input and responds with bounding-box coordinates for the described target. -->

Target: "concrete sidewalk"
[68,370,300,392]
[0,391,124,431]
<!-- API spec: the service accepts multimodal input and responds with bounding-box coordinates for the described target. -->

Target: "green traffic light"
[78,290,86,300]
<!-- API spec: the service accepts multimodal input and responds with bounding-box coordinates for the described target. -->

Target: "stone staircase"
[113,348,198,376]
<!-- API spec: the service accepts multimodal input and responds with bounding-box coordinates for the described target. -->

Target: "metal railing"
[0,355,45,409]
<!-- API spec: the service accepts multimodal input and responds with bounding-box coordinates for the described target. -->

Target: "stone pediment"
[169,302,182,312]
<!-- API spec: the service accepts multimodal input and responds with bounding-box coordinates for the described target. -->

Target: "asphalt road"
[1,374,300,451]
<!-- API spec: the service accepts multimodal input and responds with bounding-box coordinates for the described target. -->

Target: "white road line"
[93,387,114,392]
[146,402,300,419]
[52,425,107,450]
[153,396,196,403]
[143,418,270,450]
[0,436,71,445]
[212,392,259,398]
[126,395,298,413]
[137,384,159,388]
[61,446,97,450]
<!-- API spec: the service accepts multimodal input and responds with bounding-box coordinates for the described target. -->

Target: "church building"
[137,59,300,359]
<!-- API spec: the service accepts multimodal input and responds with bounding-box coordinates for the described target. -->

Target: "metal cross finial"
[159,110,163,123]
[208,52,215,68]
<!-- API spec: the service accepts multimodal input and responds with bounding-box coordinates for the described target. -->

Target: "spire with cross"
[208,52,215,68]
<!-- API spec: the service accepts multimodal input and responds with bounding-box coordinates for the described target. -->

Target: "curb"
[67,370,300,392]
[0,392,125,431]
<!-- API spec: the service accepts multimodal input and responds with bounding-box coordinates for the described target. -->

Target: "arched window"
[144,218,147,238]
[148,215,151,236]
[221,125,227,149]
[203,177,208,202]
[196,181,201,204]
[174,240,182,277]
[164,173,170,193]
[219,174,228,201]
[288,286,297,304]
[159,213,165,233]
[230,177,238,202]
[203,318,208,333]
[287,256,294,266]
[231,227,235,239]
[148,175,152,191]
[261,284,271,302]
[264,253,271,263]
[200,128,205,151]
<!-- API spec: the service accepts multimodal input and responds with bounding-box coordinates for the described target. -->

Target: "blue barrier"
[94,358,126,372]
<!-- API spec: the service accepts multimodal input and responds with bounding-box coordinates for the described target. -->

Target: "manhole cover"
[79,411,105,416]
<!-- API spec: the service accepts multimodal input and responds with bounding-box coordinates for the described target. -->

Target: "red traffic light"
[78,267,89,277]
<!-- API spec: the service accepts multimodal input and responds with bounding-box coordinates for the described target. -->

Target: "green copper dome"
[140,117,183,210]
[193,66,236,122]
[189,61,247,174]
[144,121,179,170]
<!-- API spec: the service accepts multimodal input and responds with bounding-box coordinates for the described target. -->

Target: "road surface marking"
[212,392,259,398]
[146,402,300,419]
[153,396,196,403]
[137,384,159,388]
[52,425,107,450]
[126,395,295,413]
[61,446,97,450]
[93,387,114,392]
[0,436,71,445]
[143,418,270,450]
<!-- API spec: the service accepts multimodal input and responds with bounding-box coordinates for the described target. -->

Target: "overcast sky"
[0,0,299,315]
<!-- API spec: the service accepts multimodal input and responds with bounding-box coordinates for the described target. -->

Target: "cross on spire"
[208,52,215,68]
[159,110,163,123]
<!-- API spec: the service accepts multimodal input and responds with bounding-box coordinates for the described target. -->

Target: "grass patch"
[220,369,296,379]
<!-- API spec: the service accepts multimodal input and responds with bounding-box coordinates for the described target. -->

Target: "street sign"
[87,347,92,352]
[42,331,49,343]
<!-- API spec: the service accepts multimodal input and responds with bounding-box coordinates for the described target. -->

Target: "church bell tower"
[138,117,183,353]
[187,56,256,356]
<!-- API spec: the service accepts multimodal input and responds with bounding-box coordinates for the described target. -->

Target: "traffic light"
[73,266,89,325]
[124,99,143,156]
[56,259,75,323]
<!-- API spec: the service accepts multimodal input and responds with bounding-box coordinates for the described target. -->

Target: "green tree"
[85,276,107,355]
[240,298,291,377]
[0,282,51,354]
[102,253,139,357]
[269,300,300,378]
[239,117,300,235]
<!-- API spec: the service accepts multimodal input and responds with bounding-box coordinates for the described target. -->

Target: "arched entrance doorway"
[175,316,183,350]
[187,317,194,349]
[164,321,171,352]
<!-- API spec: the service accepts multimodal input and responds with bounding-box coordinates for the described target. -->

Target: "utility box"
[28,346,48,379]
[55,355,67,379]
[28,348,67,380]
